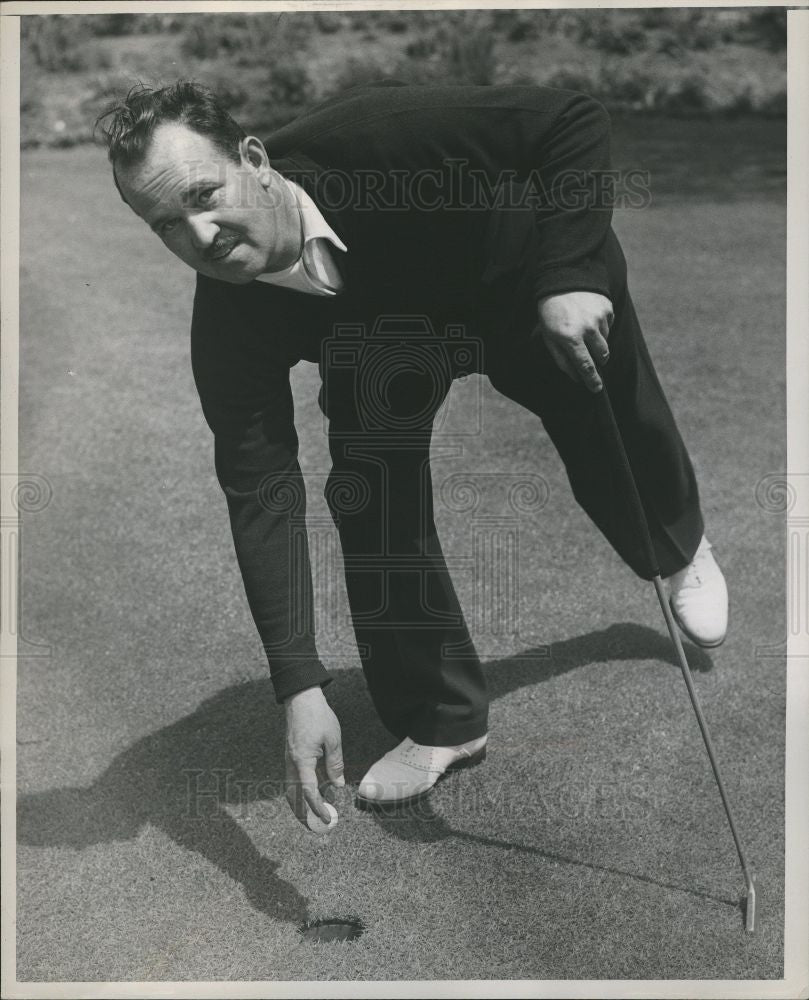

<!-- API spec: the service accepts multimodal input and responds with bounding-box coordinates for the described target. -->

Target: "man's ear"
[239,136,272,187]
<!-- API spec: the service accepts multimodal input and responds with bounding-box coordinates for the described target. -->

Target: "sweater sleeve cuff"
[270,657,333,704]
[533,262,611,303]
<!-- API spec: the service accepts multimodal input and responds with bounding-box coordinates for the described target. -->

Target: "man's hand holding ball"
[284,686,344,835]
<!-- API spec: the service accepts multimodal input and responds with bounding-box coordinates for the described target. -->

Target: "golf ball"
[306,801,338,835]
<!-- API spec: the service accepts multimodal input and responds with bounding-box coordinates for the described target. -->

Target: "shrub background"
[19,8,787,148]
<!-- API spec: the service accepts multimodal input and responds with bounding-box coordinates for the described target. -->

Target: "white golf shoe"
[357,734,488,809]
[666,536,728,648]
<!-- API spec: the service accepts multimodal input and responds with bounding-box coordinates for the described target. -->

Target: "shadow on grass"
[17,622,712,924]
[367,799,740,914]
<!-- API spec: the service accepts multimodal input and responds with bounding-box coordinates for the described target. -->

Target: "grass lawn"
[15,116,785,983]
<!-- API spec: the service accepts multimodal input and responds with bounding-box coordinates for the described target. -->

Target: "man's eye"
[160,219,179,236]
[198,188,216,205]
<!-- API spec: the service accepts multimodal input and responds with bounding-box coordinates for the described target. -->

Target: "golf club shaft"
[648,574,754,887]
[594,383,756,919]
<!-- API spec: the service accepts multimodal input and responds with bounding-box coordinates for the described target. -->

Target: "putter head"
[744,876,758,933]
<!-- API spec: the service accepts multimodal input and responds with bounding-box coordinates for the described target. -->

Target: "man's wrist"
[271,659,332,705]
[283,683,326,709]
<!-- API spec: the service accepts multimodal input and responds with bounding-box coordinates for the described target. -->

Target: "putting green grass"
[15,117,785,982]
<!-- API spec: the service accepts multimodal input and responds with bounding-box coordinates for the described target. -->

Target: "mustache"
[203,234,239,260]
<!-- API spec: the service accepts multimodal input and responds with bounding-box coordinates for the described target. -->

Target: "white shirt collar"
[255,179,347,294]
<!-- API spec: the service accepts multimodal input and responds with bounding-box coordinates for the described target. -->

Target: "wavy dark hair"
[95,80,247,197]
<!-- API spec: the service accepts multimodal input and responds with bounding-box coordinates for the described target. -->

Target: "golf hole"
[300,918,364,943]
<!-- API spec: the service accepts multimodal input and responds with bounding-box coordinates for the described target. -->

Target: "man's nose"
[187,214,219,250]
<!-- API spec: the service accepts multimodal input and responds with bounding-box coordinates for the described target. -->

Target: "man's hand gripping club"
[284,685,345,829]
[537,290,614,393]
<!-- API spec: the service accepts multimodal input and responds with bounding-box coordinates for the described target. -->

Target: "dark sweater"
[190,83,614,702]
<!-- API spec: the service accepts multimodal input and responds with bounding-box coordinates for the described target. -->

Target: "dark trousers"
[322,229,704,745]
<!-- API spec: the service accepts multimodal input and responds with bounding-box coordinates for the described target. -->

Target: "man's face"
[116,122,302,284]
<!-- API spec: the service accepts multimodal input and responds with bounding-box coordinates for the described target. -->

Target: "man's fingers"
[285,752,331,825]
[324,737,346,788]
[546,339,578,383]
[564,339,603,393]
[284,750,307,822]
[585,326,611,367]
[537,292,614,389]
[297,761,332,824]
[303,789,330,826]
